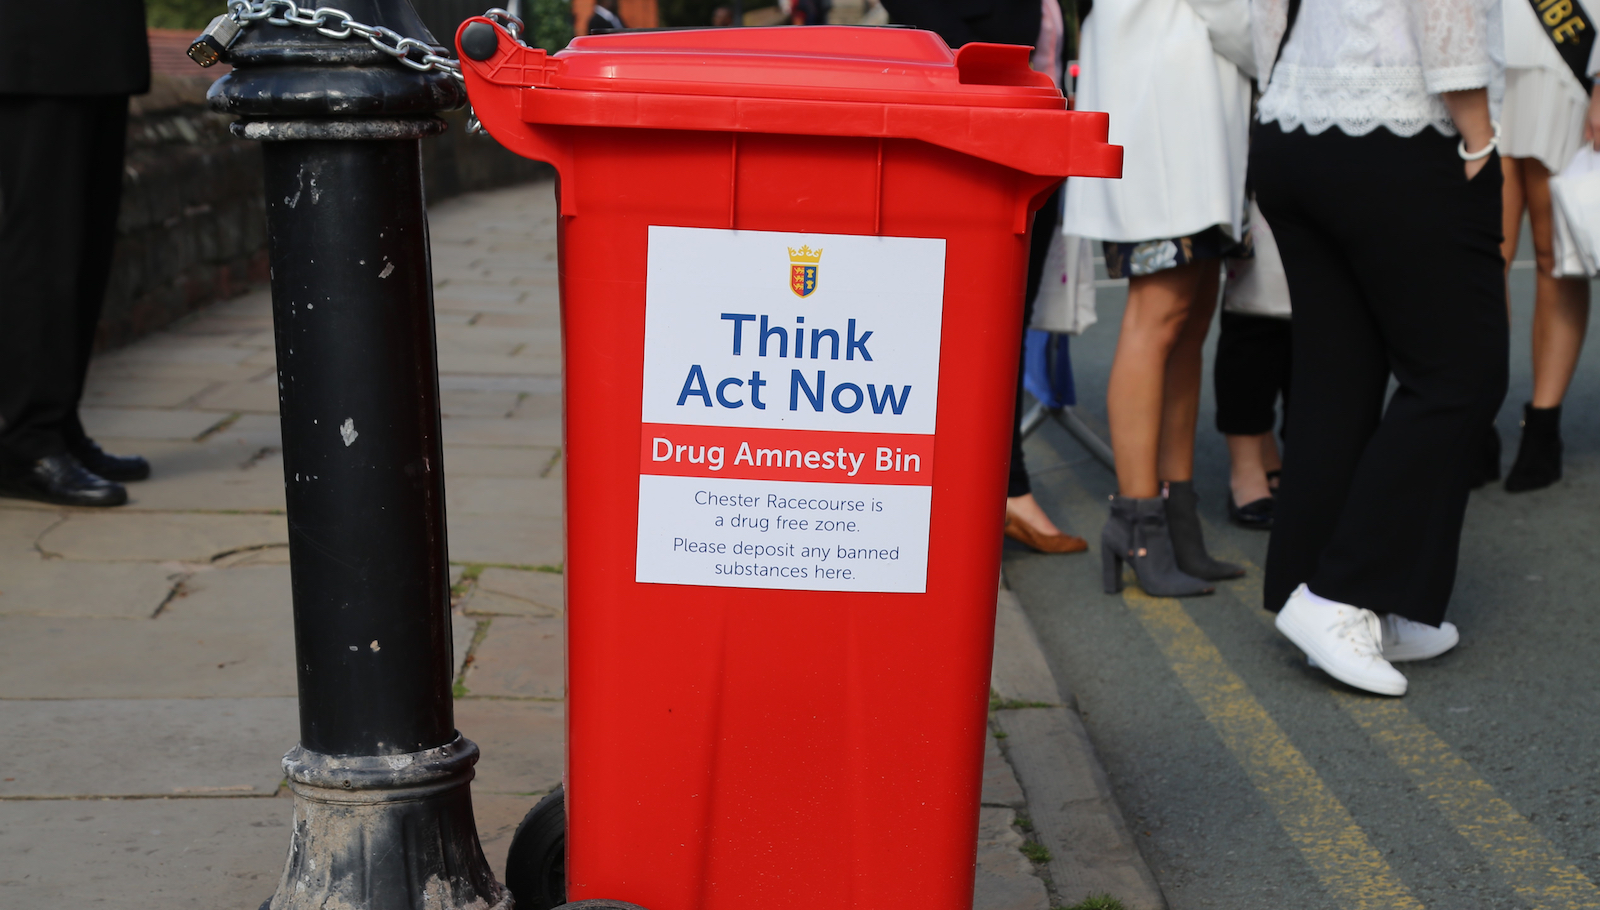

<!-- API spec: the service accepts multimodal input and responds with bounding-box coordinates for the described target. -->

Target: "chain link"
[218,1,526,83]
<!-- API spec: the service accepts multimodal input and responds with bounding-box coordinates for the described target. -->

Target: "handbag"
[1550,146,1600,277]
[1222,198,1292,319]
[1030,216,1099,335]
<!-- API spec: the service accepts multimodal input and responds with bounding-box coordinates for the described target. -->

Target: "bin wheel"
[505,785,568,910]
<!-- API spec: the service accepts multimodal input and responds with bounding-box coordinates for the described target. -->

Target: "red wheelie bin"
[456,20,1121,910]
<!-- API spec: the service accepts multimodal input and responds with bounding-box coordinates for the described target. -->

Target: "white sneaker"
[1276,585,1407,696]
[1380,614,1459,662]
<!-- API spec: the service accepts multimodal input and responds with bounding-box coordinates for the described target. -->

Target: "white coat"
[1062,0,1254,244]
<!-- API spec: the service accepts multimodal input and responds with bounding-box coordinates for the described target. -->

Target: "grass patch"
[1021,841,1051,863]
[451,561,563,575]
[451,618,493,698]
[991,695,1057,711]
[1055,895,1126,910]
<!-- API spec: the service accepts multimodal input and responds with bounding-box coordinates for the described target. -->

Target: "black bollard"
[206,3,505,908]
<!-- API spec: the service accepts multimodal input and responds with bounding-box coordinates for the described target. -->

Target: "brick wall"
[98,31,551,352]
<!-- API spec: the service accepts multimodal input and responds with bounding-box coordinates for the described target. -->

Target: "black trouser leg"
[1256,125,1508,624]
[0,95,129,465]
[1213,310,1293,437]
[1010,188,1062,498]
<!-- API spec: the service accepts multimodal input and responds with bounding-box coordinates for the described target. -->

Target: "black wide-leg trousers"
[1253,123,1508,626]
[0,94,129,467]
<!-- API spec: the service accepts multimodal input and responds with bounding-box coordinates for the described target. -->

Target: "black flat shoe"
[68,438,150,482]
[0,453,127,507]
[1227,492,1274,531]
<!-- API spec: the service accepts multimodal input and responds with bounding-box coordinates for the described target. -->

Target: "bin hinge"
[460,20,564,89]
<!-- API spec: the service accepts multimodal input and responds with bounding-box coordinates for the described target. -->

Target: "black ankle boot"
[1163,480,1245,581]
[1101,494,1213,597]
[1505,403,1562,492]
[1470,423,1501,489]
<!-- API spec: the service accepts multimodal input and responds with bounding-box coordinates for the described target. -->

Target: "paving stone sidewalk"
[0,180,1073,908]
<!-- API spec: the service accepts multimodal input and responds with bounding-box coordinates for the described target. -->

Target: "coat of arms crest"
[789,245,821,298]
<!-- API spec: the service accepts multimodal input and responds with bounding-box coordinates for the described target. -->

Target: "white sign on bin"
[635,225,946,593]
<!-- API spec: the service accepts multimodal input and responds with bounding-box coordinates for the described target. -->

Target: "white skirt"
[1501,65,1589,173]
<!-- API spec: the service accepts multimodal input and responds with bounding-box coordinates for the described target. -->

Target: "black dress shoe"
[1227,492,1274,531]
[68,438,150,482]
[0,453,128,507]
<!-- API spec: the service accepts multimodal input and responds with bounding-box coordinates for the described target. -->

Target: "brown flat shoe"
[1003,515,1088,554]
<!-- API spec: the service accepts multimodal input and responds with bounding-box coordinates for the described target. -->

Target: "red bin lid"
[548,27,1061,108]
[457,21,1122,179]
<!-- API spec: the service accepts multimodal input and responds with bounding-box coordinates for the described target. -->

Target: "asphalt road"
[1004,232,1600,909]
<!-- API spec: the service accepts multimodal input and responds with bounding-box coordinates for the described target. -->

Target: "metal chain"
[218,1,526,83]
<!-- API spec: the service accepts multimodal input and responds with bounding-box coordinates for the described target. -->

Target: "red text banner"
[640,423,934,486]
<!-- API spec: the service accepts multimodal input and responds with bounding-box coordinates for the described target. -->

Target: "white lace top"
[1254,0,1503,137]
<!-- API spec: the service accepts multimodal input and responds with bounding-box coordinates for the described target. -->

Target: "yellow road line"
[1218,549,1600,909]
[1339,696,1600,908]
[1122,587,1424,910]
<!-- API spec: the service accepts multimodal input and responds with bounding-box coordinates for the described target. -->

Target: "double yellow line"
[1121,564,1600,908]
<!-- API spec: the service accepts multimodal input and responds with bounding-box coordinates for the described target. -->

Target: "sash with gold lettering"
[1530,0,1597,93]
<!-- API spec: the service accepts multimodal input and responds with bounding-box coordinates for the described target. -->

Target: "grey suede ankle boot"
[1162,480,1245,581]
[1101,494,1214,597]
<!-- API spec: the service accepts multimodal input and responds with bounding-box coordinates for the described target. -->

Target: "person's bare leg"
[1107,262,1207,498]
[1156,261,1221,484]
[1522,158,1592,407]
[1261,432,1282,484]
[1502,156,1526,293]
[1006,492,1063,535]
[1227,433,1272,504]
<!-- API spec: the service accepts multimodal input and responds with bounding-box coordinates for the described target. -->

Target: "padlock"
[187,14,242,68]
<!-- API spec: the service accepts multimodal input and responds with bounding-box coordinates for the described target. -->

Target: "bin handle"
[457,20,578,214]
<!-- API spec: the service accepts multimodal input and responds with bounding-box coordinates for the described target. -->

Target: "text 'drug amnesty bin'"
[637,226,946,593]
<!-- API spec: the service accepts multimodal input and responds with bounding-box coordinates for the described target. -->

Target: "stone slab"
[80,377,216,409]
[436,352,562,376]
[476,791,540,885]
[974,807,1051,910]
[94,338,257,366]
[37,512,289,563]
[443,445,560,478]
[0,795,290,908]
[993,587,1067,707]
[0,597,297,700]
[0,698,295,798]
[454,698,564,796]
[454,612,478,680]
[439,389,523,419]
[447,513,563,568]
[441,415,561,448]
[79,407,231,442]
[110,440,286,513]
[982,729,1026,809]
[0,560,179,618]
[464,588,561,618]
[86,360,266,385]
[447,476,562,518]
[203,413,283,449]
[438,374,562,394]
[474,567,563,614]
[0,506,61,559]
[190,378,281,414]
[462,615,563,700]
[995,707,1167,910]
